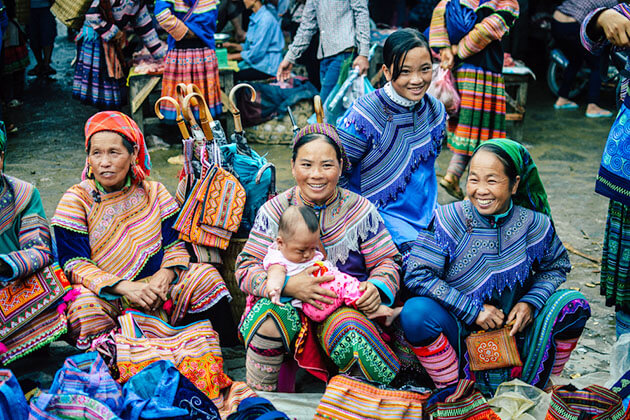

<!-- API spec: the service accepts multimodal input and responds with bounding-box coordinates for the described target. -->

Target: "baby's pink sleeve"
[263,247,289,271]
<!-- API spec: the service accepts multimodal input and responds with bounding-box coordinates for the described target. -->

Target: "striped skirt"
[1,44,30,75]
[601,200,630,313]
[66,263,230,349]
[160,47,222,122]
[239,299,400,385]
[72,38,123,109]
[448,64,507,156]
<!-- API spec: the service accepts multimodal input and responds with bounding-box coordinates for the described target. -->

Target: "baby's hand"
[268,288,284,306]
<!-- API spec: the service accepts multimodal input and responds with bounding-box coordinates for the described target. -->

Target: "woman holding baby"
[235,123,402,392]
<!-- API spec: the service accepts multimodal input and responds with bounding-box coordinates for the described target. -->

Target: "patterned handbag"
[427,380,501,420]
[114,311,232,399]
[465,325,523,371]
[28,393,120,420]
[0,262,70,341]
[314,374,430,420]
[546,385,630,420]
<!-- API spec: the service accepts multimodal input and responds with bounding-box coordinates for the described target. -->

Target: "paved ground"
[1,23,620,392]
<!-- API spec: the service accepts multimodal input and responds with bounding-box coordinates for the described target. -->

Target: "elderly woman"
[400,139,590,394]
[51,111,233,349]
[236,123,401,392]
[0,121,71,364]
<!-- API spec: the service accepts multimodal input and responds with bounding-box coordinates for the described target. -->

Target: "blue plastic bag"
[0,370,28,420]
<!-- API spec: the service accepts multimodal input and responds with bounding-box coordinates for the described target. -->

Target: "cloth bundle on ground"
[226,397,289,420]
[546,384,630,420]
[428,380,501,420]
[236,78,318,128]
[314,374,431,419]
[113,310,232,399]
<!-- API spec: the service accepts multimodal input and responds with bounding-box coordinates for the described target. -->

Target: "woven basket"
[51,0,91,30]
[219,238,248,324]
[15,0,29,26]
[245,99,313,145]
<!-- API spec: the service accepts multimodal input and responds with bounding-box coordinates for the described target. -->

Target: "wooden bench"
[128,67,236,134]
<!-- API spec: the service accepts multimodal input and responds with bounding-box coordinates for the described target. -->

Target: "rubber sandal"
[439,177,464,200]
[585,110,613,118]
[553,102,579,110]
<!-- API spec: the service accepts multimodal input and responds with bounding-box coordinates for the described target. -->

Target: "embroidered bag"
[465,325,523,371]
[0,262,70,342]
[28,393,120,420]
[121,360,221,420]
[114,310,232,399]
[427,379,501,420]
[0,369,28,420]
[48,352,123,415]
[545,385,630,420]
[314,374,430,419]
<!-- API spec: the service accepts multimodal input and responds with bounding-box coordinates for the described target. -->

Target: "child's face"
[277,224,321,264]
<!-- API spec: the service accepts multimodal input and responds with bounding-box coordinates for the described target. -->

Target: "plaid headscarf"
[0,121,6,153]
[84,111,151,183]
[292,123,350,170]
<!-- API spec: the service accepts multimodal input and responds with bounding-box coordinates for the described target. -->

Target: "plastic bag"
[427,65,461,117]
[323,68,375,125]
[487,379,550,420]
[607,333,630,387]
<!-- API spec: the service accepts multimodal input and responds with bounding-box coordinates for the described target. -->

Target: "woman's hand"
[355,281,381,314]
[148,268,175,304]
[184,29,197,39]
[596,9,630,47]
[440,47,455,70]
[111,280,161,312]
[475,304,504,330]
[282,266,337,310]
[506,302,534,336]
[223,42,243,52]
[228,53,242,61]
[352,55,370,75]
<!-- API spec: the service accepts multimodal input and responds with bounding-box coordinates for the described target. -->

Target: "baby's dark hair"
[383,28,430,81]
[278,206,319,239]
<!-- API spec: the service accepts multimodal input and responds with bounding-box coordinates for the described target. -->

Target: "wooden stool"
[504,72,531,141]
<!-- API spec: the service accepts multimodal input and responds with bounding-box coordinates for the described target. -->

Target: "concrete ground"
[1,22,620,395]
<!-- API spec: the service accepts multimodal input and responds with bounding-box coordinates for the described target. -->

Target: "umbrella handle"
[187,84,215,123]
[229,83,256,133]
[155,96,190,139]
[182,92,214,141]
[313,95,324,123]
[176,83,188,109]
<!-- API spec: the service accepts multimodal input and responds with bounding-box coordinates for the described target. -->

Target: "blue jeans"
[399,296,460,348]
[319,52,352,103]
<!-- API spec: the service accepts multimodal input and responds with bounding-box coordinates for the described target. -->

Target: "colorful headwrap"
[83,111,151,183]
[476,139,552,219]
[292,123,350,170]
[0,121,6,153]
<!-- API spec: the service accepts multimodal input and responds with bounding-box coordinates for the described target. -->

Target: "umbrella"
[313,95,325,123]
[287,106,300,138]
[228,83,257,156]
[187,83,228,147]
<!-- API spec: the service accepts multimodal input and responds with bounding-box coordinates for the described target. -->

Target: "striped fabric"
[447,64,506,156]
[546,385,629,420]
[338,89,445,207]
[155,0,218,50]
[314,374,429,419]
[405,201,570,325]
[237,187,400,301]
[29,393,120,420]
[601,200,630,312]
[159,47,222,122]
[427,379,500,420]
[115,311,232,399]
[429,0,519,58]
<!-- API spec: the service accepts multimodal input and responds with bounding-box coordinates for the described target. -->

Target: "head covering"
[475,139,552,219]
[0,121,6,153]
[292,123,349,171]
[83,111,151,183]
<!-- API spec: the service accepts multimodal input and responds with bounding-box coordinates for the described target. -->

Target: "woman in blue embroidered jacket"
[224,0,284,81]
[399,139,590,394]
[337,28,446,255]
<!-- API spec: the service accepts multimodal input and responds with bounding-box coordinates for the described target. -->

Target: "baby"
[263,205,400,324]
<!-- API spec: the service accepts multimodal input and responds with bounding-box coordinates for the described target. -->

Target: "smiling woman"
[337,28,446,257]
[399,138,590,395]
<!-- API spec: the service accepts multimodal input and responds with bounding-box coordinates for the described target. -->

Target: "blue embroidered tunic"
[404,200,571,325]
[337,88,446,246]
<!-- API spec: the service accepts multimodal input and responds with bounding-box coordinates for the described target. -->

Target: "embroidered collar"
[94,176,132,193]
[297,187,341,210]
[470,200,515,227]
[383,82,418,108]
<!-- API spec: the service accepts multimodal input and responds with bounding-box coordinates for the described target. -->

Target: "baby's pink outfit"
[263,243,364,322]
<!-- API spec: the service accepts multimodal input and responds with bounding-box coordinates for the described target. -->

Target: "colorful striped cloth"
[72,36,122,109]
[546,385,629,420]
[601,200,630,312]
[52,180,229,349]
[236,186,401,384]
[447,64,506,155]
[29,393,120,420]
[427,379,500,420]
[155,0,219,51]
[314,374,429,419]
[0,175,70,364]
